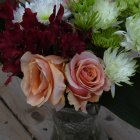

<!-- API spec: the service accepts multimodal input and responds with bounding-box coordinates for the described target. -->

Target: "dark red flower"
[60,32,86,57]
[21,8,40,29]
[0,0,14,20]
[49,4,64,24]
[0,21,24,76]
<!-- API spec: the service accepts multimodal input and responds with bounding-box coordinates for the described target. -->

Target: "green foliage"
[92,28,122,48]
[118,0,140,17]
[116,0,127,11]
[73,11,100,31]
[125,0,140,9]
[68,0,98,31]
[68,0,95,13]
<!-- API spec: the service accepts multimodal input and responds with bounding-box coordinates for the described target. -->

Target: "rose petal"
[80,101,88,113]
[27,94,45,106]
[89,94,100,102]
[38,83,53,106]
[21,52,33,96]
[65,64,82,89]
[29,62,41,95]
[79,51,99,63]
[68,91,88,113]
[92,88,103,95]
[35,58,52,79]
[49,63,66,105]
[103,76,111,91]
[68,84,88,98]
[46,55,65,65]
[68,91,81,111]
[20,51,33,72]
[74,92,91,101]
[69,53,80,83]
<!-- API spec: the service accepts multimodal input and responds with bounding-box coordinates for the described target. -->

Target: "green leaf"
[68,0,95,13]
[100,69,140,129]
[74,11,100,31]
[92,28,122,48]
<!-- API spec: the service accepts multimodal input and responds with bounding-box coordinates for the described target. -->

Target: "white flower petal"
[13,4,25,23]
[92,0,119,29]
[117,14,140,52]
[103,48,137,86]
[111,84,115,98]
[25,0,71,24]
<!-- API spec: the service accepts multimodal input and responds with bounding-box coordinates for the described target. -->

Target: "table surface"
[0,69,140,140]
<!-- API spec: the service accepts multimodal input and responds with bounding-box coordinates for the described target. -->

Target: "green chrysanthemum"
[67,0,99,31]
[92,28,122,48]
[68,0,95,13]
[73,11,100,31]
[124,0,140,15]
[116,0,140,18]
[68,0,126,30]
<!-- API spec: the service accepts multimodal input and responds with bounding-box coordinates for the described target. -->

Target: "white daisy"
[13,4,25,23]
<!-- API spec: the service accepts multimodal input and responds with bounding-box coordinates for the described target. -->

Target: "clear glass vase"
[51,104,106,140]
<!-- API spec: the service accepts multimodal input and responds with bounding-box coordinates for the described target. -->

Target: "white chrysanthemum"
[115,14,140,52]
[92,0,119,29]
[103,48,137,86]
[25,0,71,24]
[13,4,25,23]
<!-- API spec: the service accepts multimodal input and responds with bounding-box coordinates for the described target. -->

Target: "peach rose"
[65,51,111,112]
[20,52,66,111]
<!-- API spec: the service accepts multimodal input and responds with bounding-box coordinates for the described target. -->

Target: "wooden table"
[0,69,140,140]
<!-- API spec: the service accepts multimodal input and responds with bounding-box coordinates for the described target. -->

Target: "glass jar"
[51,104,106,140]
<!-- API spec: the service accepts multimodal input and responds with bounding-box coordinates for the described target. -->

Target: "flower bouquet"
[0,0,140,139]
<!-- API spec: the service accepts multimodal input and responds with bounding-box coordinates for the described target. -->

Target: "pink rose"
[65,51,111,112]
[20,52,66,111]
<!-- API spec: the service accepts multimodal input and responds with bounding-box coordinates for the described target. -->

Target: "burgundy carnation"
[60,32,86,58]
[21,8,41,29]
[0,0,14,20]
